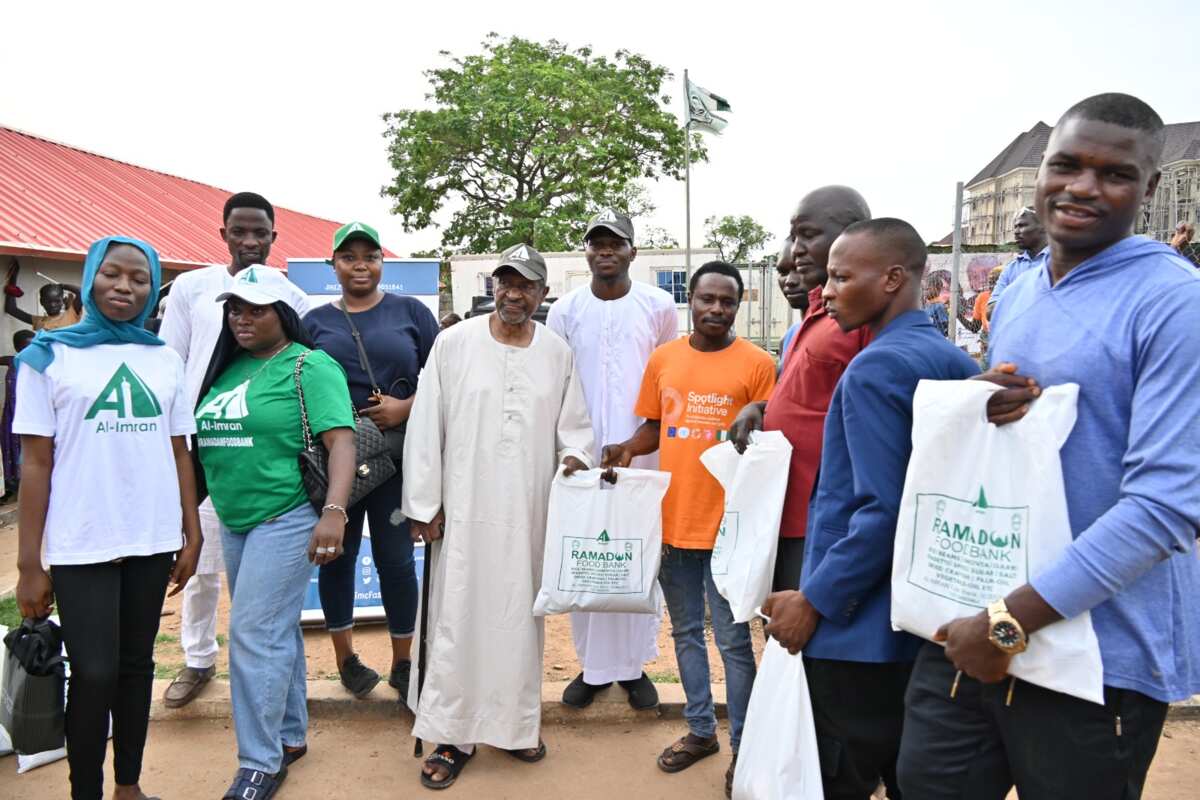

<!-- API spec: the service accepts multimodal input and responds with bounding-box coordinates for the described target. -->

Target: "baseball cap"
[493,243,547,282]
[215,265,300,308]
[584,208,635,243]
[332,221,382,253]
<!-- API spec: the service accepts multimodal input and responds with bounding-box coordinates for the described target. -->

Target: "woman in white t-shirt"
[14,236,202,800]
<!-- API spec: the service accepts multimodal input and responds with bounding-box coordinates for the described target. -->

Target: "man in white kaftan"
[403,244,594,780]
[546,209,677,708]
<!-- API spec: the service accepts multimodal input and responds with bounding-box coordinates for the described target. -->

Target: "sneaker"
[561,672,611,708]
[338,654,380,699]
[389,660,412,703]
[618,672,659,710]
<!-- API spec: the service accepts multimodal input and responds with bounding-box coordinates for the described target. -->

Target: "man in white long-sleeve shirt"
[158,192,310,708]
[547,209,676,710]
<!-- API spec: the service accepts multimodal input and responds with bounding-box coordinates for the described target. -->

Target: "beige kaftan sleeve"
[556,354,596,468]
[400,334,447,525]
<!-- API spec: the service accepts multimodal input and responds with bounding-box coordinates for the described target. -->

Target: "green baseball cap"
[332,221,382,253]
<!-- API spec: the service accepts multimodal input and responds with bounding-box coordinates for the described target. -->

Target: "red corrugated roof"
[0,126,388,270]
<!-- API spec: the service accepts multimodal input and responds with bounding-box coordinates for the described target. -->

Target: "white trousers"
[180,498,224,669]
[570,610,660,685]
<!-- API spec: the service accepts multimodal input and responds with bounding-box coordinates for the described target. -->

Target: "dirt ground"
[4,718,1200,799]
[152,572,767,685]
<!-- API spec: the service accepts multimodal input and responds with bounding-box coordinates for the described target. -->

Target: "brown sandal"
[657,733,720,773]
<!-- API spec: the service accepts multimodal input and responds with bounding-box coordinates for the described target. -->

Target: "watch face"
[992,621,1022,648]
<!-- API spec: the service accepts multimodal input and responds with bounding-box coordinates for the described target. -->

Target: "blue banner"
[300,537,426,626]
[286,259,440,297]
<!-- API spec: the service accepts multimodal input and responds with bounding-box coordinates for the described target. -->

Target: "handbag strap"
[293,351,316,452]
[338,300,383,396]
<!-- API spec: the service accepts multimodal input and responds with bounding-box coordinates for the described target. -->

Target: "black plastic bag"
[1,618,66,755]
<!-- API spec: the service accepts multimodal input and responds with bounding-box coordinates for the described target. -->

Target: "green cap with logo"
[494,243,547,282]
[332,221,382,254]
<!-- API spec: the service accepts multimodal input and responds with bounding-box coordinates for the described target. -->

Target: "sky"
[3,1,1197,258]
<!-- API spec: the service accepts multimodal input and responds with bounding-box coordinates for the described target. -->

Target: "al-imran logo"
[85,363,162,419]
[196,380,251,420]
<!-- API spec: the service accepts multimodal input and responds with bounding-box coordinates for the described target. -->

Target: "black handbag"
[1,618,66,755]
[294,350,397,510]
[337,300,408,463]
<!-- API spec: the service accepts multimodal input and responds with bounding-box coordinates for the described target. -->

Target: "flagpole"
[684,68,692,333]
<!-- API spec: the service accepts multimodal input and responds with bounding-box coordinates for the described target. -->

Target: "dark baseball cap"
[584,208,635,243]
[494,243,547,282]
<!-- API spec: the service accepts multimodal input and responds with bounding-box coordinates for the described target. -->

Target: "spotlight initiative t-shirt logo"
[85,363,163,432]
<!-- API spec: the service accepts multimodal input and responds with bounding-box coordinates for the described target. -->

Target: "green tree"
[704,214,771,263]
[382,35,705,254]
[638,225,680,249]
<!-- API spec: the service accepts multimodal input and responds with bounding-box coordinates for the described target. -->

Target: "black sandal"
[283,743,308,766]
[657,733,720,773]
[222,765,287,799]
[505,739,547,763]
[421,745,473,790]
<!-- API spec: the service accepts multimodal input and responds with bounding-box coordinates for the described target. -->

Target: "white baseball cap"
[215,265,301,309]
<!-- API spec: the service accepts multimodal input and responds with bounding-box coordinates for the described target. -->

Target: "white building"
[449,247,796,349]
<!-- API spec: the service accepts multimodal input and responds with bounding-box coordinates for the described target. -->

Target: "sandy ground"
[151,557,767,687]
[4,718,1200,799]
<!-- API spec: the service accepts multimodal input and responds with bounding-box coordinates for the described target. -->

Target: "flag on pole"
[684,78,731,135]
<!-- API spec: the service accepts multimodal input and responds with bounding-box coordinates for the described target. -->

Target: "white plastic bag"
[701,431,793,623]
[533,466,671,616]
[733,637,824,800]
[891,380,1104,704]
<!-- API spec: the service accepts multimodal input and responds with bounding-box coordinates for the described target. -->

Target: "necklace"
[245,340,291,384]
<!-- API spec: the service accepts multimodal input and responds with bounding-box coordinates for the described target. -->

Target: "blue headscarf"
[16,236,165,373]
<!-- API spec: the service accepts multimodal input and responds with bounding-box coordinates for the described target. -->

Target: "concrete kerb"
[150,679,726,724]
[150,678,1200,724]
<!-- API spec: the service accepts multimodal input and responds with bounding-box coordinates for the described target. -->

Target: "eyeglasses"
[495,279,543,296]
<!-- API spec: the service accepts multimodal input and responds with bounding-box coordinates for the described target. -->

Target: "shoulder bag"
[338,300,409,463]
[294,350,396,510]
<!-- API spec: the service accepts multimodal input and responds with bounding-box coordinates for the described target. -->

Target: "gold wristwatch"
[986,599,1028,655]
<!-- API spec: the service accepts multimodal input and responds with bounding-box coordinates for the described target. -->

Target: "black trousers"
[51,553,173,800]
[772,536,806,592]
[806,656,914,800]
[898,642,1168,800]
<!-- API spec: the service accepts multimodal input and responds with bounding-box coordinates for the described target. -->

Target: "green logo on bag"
[598,530,610,543]
[85,363,161,433]
[929,486,1022,550]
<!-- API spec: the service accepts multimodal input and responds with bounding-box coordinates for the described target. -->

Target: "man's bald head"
[789,185,872,291]
[791,185,872,229]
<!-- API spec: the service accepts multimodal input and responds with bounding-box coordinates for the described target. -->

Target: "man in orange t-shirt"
[602,261,775,795]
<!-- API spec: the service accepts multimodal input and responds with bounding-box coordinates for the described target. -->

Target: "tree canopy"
[704,214,771,263]
[382,35,704,254]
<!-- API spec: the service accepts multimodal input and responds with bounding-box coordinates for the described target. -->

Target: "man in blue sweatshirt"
[764,218,979,800]
[898,93,1200,800]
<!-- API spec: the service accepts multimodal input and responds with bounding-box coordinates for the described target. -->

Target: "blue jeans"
[318,469,417,636]
[659,545,757,751]
[223,503,317,774]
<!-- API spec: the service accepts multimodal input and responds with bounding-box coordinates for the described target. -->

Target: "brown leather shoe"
[163,666,215,708]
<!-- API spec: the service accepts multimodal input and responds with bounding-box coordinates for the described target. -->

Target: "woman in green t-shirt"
[193,266,355,800]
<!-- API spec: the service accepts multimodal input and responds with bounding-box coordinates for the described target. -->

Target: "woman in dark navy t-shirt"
[303,221,439,701]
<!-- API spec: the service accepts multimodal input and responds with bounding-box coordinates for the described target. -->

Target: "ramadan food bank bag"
[891,380,1104,703]
[533,466,671,616]
[732,636,824,800]
[701,431,793,623]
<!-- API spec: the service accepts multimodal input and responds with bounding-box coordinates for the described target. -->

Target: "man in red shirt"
[729,185,871,592]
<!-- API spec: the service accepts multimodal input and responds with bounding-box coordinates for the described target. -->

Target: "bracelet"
[321,504,349,524]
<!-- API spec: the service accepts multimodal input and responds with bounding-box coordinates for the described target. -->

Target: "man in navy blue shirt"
[899,94,1200,800]
[764,218,979,800]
